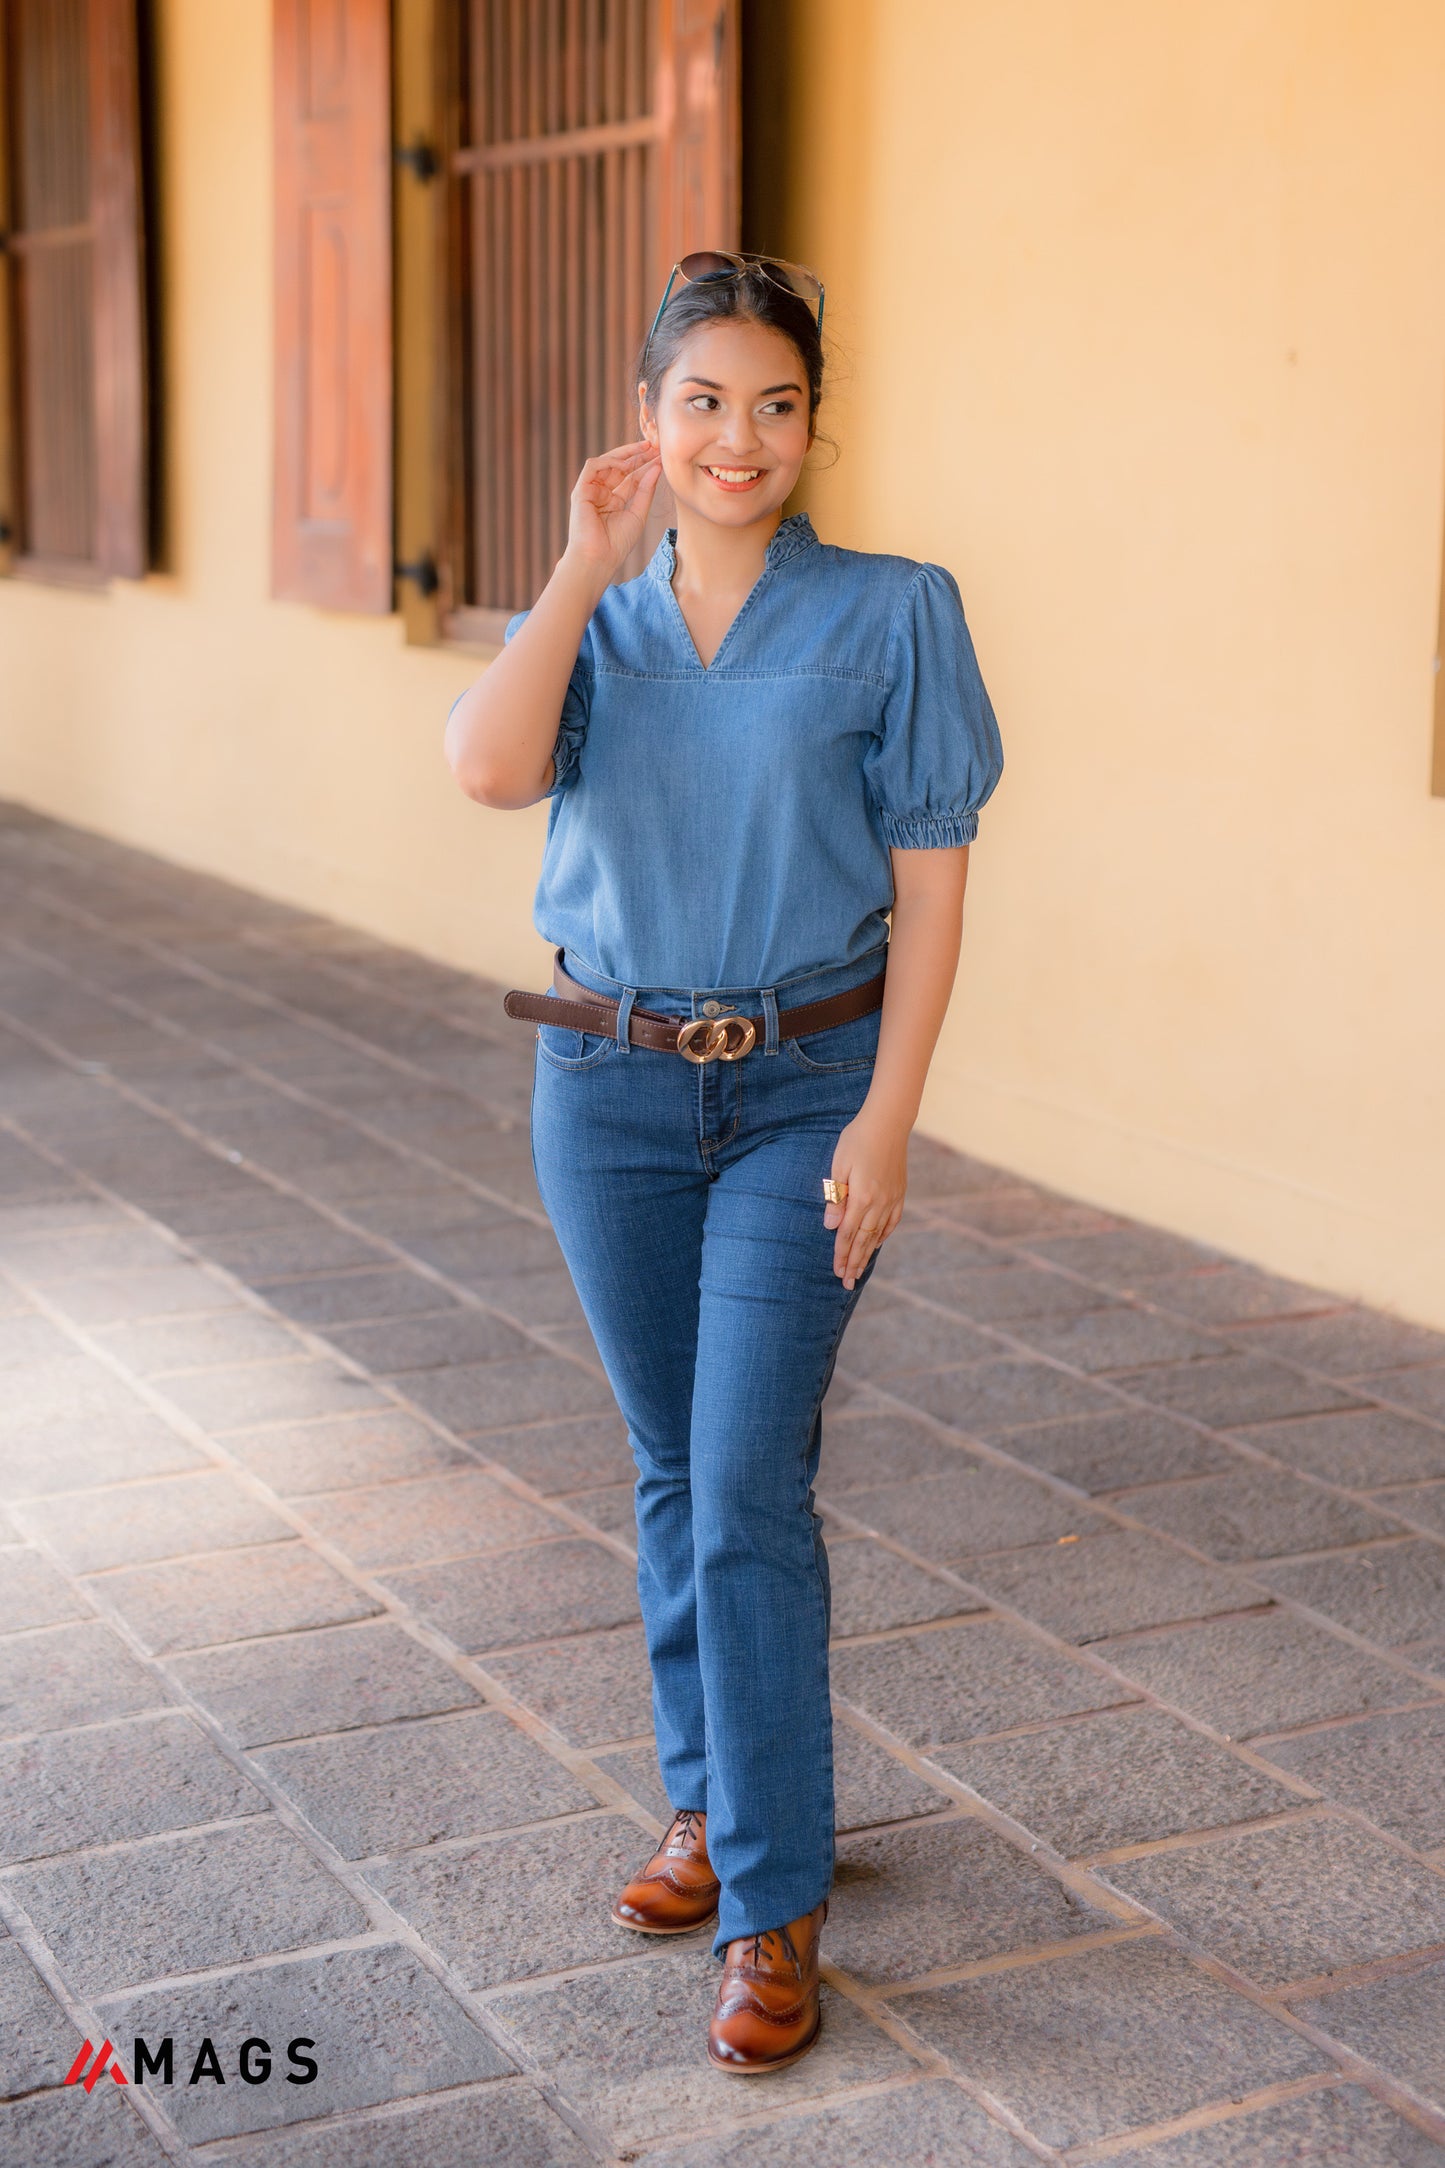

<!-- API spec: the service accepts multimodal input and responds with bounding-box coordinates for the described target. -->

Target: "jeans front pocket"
[536,1022,620,1071]
[782,1003,882,1074]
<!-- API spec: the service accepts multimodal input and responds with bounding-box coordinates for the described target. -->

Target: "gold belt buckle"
[675,1015,757,1064]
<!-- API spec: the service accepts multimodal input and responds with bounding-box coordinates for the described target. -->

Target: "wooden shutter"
[0,0,149,581]
[272,0,393,613]
[439,0,739,640]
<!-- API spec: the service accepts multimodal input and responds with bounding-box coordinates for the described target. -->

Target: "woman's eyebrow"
[677,376,805,396]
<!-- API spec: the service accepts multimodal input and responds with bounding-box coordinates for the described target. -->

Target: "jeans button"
[702,1000,721,1017]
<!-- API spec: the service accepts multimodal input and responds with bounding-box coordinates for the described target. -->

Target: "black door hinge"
[394,138,439,183]
[396,554,439,598]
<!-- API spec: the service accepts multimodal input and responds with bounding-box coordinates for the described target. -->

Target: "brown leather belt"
[503,948,886,1063]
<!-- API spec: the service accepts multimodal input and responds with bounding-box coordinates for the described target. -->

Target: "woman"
[444,253,1003,2074]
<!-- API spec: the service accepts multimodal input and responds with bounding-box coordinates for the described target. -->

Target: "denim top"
[499,510,1004,992]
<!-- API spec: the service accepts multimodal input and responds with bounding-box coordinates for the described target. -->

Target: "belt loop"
[761,987,780,1056]
[614,985,637,1053]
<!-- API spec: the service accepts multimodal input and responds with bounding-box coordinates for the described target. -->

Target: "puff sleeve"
[501,608,593,795]
[863,562,1004,848]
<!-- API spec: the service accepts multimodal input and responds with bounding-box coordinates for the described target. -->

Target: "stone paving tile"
[891,1936,1326,2148]
[1296,1957,1445,2115]
[1,1404,208,1503]
[2,1221,185,1283]
[204,1220,393,1277]
[91,1308,307,1374]
[1131,1262,1339,1325]
[1258,1706,1445,1853]
[640,2076,1039,2166]
[99,1538,383,1654]
[835,1463,1094,1562]
[996,1406,1236,1492]
[1024,1227,1226,1287]
[369,1814,646,1988]
[11,1817,369,1999]
[1237,1309,1445,1378]
[225,1409,472,1494]
[36,1263,241,1323]
[1255,1541,1445,1650]
[0,1310,88,1366]
[1371,1367,1445,1423]
[398,1354,616,1434]
[828,1539,981,1639]
[563,1480,640,1539]
[1010,1306,1228,1374]
[325,1306,535,1375]
[1108,1355,1364,1428]
[0,1546,88,1631]
[957,1529,1256,1644]
[379,1536,640,1650]
[838,1299,996,1378]
[887,1355,1119,1436]
[217,2084,596,2167]
[0,1620,172,1738]
[257,1707,594,1857]
[1376,1481,1445,1536]
[1105,1816,1445,1989]
[1,1939,73,2089]
[593,1739,673,1822]
[1107,2085,1445,2166]
[157,1358,387,1432]
[934,1706,1303,1856]
[1113,1465,1401,1562]
[169,1618,483,1746]
[912,1261,1107,1321]
[487,1947,915,2154]
[934,1186,1118,1240]
[297,1468,558,1568]
[817,1407,971,1490]
[1233,1407,1445,1488]
[21,1469,293,1574]
[832,1620,1136,1748]
[485,1624,654,1748]
[255,1267,457,1328]
[399,1220,564,1282]
[830,1814,1115,1983]
[870,1224,1001,1279]
[101,1942,513,2140]
[0,2084,173,2167]
[471,1414,635,1495]
[1092,1610,1421,1738]
[0,1710,267,1863]
[463,1267,588,1328]
[831,1724,955,1834]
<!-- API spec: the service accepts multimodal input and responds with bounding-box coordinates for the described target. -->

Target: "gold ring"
[822,1178,848,1205]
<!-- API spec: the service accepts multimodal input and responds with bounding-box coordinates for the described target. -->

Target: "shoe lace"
[744,1922,801,1976]
[665,1809,703,1853]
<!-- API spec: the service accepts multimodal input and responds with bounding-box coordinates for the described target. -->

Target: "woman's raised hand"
[565,441,664,583]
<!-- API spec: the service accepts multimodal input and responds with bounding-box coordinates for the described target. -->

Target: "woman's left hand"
[824,1107,909,1289]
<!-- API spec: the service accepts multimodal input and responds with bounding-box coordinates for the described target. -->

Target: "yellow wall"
[3,0,1444,1326]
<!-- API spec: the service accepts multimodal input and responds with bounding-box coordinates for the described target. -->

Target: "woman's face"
[639,318,814,530]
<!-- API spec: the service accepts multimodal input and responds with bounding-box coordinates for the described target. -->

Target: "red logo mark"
[64,2039,128,2090]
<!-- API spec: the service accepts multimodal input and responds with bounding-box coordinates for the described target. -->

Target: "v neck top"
[500,510,1004,993]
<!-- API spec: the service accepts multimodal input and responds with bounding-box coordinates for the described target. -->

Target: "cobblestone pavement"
[1,802,1443,2165]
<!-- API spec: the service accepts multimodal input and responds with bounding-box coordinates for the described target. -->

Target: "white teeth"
[707,467,760,482]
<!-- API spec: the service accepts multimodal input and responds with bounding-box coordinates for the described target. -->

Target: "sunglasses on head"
[642,250,826,367]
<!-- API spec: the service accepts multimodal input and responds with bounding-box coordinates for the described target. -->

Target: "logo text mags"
[65,2037,319,2090]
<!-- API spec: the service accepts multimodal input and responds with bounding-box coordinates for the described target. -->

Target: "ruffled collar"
[646,509,819,585]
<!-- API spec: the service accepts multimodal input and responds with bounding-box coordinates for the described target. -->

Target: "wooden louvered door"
[440,0,739,642]
[0,0,148,582]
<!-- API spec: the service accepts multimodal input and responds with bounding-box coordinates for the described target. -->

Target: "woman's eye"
[760,401,795,417]
[687,395,719,411]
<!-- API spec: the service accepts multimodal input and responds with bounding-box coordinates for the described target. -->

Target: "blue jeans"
[529,943,886,1952]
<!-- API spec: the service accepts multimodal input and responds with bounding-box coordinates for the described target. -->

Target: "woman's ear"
[637,383,657,444]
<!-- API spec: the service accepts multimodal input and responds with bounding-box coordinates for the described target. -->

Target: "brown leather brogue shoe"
[707,1899,827,2074]
[611,1809,720,1936]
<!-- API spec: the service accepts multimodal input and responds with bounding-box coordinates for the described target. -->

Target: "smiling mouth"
[703,466,765,489]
